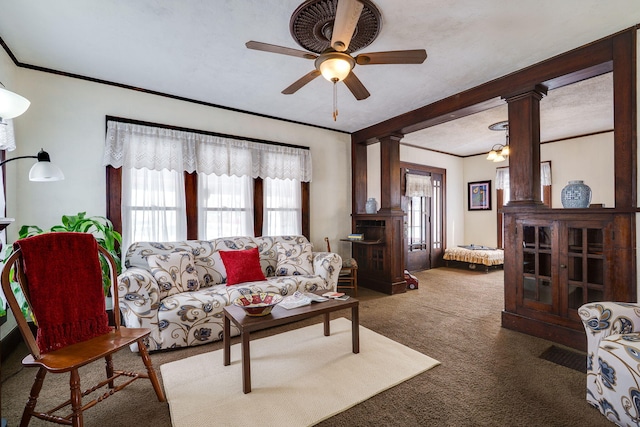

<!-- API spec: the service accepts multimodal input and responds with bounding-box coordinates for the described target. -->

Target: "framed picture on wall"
[468,180,491,211]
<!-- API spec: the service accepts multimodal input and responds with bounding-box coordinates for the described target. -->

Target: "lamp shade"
[0,86,30,120]
[28,150,64,181]
[315,52,355,82]
[29,161,64,182]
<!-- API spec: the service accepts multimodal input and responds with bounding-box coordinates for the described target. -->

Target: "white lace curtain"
[198,173,254,239]
[102,121,312,182]
[263,177,301,235]
[495,162,552,190]
[0,119,16,151]
[405,173,432,197]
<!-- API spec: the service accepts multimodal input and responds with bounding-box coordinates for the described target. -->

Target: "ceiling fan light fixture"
[486,150,498,161]
[315,52,355,82]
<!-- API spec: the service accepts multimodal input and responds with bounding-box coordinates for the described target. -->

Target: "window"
[122,167,187,253]
[263,178,301,236]
[198,173,253,239]
[104,118,311,249]
[407,196,428,251]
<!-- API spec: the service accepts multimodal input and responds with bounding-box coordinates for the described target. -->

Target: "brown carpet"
[1,267,611,426]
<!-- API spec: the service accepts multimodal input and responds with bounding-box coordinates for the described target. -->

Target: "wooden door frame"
[400,161,446,268]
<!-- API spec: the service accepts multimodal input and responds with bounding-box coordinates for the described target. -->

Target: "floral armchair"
[579,302,640,426]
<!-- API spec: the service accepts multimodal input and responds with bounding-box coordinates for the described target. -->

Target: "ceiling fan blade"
[246,41,317,60]
[331,0,364,52]
[343,72,370,100]
[355,49,428,65]
[282,70,322,94]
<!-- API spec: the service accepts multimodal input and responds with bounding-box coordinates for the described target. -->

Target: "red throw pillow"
[219,247,266,286]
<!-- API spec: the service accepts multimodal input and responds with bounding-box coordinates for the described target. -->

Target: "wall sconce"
[487,121,509,162]
[0,149,64,182]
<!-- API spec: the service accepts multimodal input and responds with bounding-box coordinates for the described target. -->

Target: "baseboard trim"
[501,311,587,352]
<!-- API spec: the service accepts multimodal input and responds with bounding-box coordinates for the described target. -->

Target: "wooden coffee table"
[223,293,359,393]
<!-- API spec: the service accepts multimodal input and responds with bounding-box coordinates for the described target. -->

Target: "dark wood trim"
[400,142,465,158]
[352,28,630,143]
[504,85,547,207]
[501,311,586,352]
[253,178,264,237]
[612,30,637,208]
[400,161,447,267]
[403,129,614,159]
[301,181,310,240]
[351,141,368,215]
[0,36,348,136]
[378,133,404,214]
[106,166,122,233]
[185,172,198,240]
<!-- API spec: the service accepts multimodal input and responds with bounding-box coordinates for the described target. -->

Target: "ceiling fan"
[246,0,427,120]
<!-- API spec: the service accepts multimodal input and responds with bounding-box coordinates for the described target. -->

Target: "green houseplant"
[17,212,123,296]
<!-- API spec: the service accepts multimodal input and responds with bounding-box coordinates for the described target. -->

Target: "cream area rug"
[160,317,440,427]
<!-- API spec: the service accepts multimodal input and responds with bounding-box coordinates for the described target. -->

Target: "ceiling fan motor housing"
[290,0,382,54]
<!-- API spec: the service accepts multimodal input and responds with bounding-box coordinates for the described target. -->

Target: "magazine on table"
[280,291,330,309]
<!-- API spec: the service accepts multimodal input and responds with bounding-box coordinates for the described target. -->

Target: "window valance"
[102,121,312,182]
[405,173,432,197]
[495,162,551,190]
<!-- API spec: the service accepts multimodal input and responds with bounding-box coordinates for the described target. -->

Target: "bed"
[443,245,504,272]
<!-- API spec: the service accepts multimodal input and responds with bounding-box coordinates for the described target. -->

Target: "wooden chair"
[1,233,165,427]
[324,237,358,296]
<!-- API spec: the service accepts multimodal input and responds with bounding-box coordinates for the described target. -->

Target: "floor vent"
[539,345,586,373]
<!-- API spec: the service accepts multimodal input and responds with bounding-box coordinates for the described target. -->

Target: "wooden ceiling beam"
[352,28,625,144]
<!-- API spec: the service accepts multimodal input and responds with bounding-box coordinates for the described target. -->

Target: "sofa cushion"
[275,242,314,276]
[220,247,266,286]
[148,251,200,299]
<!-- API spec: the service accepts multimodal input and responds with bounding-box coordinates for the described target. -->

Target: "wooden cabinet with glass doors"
[503,210,634,351]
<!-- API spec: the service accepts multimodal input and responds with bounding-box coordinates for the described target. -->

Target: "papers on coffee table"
[322,292,345,299]
[280,291,330,310]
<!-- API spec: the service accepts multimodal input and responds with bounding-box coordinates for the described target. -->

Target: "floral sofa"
[118,235,342,352]
[579,302,640,426]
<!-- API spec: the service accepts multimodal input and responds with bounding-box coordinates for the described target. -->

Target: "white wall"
[462,154,500,247]
[542,132,615,208]
[3,68,353,258]
[460,132,616,247]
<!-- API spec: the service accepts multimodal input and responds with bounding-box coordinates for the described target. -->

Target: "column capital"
[503,84,548,103]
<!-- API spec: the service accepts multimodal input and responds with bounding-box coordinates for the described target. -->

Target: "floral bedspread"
[443,246,504,266]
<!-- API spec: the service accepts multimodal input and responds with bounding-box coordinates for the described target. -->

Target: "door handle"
[560,264,567,268]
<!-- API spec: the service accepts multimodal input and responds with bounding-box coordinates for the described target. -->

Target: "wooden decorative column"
[504,84,548,207]
[378,133,404,214]
[350,133,407,295]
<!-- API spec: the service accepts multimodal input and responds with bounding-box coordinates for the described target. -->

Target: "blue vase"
[561,180,592,208]
[365,198,377,214]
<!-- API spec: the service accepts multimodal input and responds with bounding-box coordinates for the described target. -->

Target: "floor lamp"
[1,81,60,426]
[0,150,63,427]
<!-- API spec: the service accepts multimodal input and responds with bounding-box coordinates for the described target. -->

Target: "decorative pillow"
[219,247,266,286]
[147,252,200,299]
[276,242,314,276]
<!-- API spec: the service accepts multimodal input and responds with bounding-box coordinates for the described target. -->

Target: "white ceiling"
[0,1,637,156]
